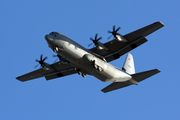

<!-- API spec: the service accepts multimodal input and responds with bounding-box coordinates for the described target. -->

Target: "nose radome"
[45,35,49,41]
[45,34,54,42]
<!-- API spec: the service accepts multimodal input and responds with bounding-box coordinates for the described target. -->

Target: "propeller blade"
[53,55,57,57]
[116,27,121,32]
[108,25,121,37]
[88,43,93,47]
[113,25,116,31]
[108,30,112,33]
[89,33,102,47]
[107,35,113,40]
[35,59,39,62]
[35,54,48,68]
[40,54,43,61]
[42,56,48,62]
[90,37,94,41]
[95,33,98,40]
[34,64,39,68]
[97,36,102,41]
[54,58,58,63]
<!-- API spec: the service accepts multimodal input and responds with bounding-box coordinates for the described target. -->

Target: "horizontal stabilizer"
[131,69,160,82]
[101,82,130,93]
[101,69,160,93]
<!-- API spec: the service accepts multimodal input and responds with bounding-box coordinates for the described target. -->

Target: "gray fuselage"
[45,32,131,82]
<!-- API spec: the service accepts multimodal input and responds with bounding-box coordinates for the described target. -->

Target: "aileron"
[123,21,164,41]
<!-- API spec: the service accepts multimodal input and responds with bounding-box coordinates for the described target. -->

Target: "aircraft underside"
[16,21,164,93]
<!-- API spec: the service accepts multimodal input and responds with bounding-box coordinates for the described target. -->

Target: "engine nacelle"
[115,34,128,42]
[83,54,95,63]
[96,42,109,50]
[41,62,54,71]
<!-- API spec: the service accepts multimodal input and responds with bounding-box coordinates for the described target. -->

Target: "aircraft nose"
[45,35,50,41]
[45,34,54,42]
[45,34,54,47]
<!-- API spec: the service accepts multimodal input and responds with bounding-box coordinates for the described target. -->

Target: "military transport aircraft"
[16,21,164,93]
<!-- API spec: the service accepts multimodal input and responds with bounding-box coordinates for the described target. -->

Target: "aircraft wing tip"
[156,69,161,73]
[16,77,23,82]
[16,76,20,80]
[101,89,107,93]
[157,21,165,26]
[16,76,28,82]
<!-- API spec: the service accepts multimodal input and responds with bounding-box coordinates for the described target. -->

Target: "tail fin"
[122,53,135,74]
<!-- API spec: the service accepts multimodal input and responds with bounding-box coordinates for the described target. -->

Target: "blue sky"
[1,0,180,120]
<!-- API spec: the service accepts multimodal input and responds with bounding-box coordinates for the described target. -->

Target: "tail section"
[101,69,160,93]
[127,69,160,85]
[122,53,135,74]
[101,53,161,93]
[131,69,160,82]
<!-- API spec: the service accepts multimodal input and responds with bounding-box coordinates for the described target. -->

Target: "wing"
[16,62,75,82]
[90,21,164,62]
[45,68,77,80]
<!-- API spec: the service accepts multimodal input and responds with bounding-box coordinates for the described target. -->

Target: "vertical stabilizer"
[122,53,135,74]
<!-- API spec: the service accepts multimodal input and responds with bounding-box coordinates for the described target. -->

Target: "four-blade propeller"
[35,54,48,68]
[108,25,121,40]
[88,33,102,47]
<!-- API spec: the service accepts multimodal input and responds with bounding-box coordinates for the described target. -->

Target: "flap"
[105,37,147,62]
[45,69,77,80]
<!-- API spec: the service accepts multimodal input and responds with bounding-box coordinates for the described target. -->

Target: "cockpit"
[49,32,61,38]
[49,32,59,35]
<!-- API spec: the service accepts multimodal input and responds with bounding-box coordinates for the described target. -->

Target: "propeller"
[107,25,121,39]
[88,33,102,47]
[35,54,48,68]
[53,54,62,63]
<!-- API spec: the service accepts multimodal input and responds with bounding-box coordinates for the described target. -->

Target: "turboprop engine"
[88,33,109,50]
[35,54,54,71]
[108,25,128,42]
[83,54,95,63]
[115,34,128,42]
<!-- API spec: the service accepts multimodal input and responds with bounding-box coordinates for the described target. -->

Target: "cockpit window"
[49,32,59,35]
